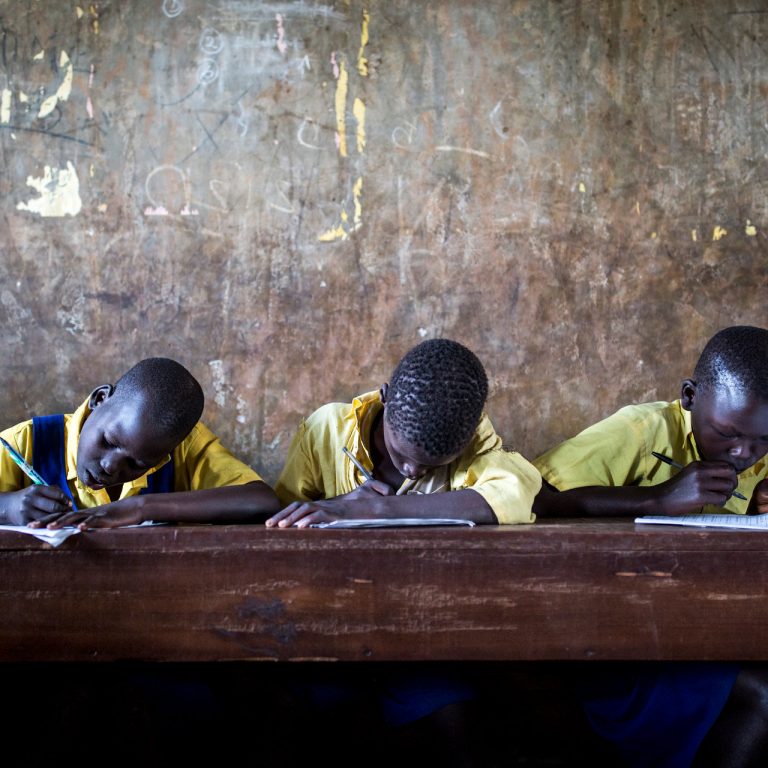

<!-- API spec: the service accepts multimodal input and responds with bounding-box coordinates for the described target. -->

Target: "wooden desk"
[1,520,765,662]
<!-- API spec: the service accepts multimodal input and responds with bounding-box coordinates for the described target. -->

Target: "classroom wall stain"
[0,1,766,481]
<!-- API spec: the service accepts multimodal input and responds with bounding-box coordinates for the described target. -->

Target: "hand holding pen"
[0,437,73,526]
[651,451,748,514]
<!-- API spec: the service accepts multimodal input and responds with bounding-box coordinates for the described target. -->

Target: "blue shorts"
[294,665,476,727]
[578,662,740,768]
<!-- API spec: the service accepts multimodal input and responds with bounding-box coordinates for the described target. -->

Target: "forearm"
[334,488,497,524]
[128,481,281,524]
[533,482,663,518]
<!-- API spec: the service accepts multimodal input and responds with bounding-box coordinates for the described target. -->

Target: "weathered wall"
[0,0,766,481]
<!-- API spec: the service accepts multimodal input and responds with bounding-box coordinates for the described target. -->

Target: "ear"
[379,382,389,404]
[680,379,697,411]
[88,384,115,410]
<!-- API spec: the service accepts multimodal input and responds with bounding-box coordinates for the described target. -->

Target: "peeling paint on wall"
[16,162,82,217]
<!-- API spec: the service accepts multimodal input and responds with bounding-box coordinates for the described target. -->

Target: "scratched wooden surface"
[0,1,766,481]
[2,521,768,662]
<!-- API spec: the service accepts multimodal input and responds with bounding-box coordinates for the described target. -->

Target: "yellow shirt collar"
[349,390,383,462]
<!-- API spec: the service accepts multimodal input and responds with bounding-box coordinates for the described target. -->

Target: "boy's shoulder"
[302,391,380,433]
[608,400,681,427]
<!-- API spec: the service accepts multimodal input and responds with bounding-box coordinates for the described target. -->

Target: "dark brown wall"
[0,0,766,482]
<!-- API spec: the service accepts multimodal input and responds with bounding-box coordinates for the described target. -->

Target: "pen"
[342,447,374,482]
[651,451,748,501]
[0,436,49,486]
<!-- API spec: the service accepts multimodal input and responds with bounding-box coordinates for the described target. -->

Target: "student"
[533,325,768,520]
[267,337,541,528]
[533,325,768,767]
[0,357,280,529]
[265,339,540,763]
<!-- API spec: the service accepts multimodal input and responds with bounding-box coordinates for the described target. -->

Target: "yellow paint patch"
[17,161,82,217]
[578,182,586,193]
[353,97,365,153]
[76,6,84,19]
[353,176,363,226]
[651,232,657,239]
[712,226,727,241]
[1,89,11,123]
[357,9,369,76]
[18,91,28,103]
[39,50,73,118]
[319,210,350,242]
[745,220,757,237]
[691,229,698,242]
[635,201,640,215]
[33,49,45,61]
[334,59,348,158]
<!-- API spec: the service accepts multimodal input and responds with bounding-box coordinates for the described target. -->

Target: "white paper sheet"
[635,513,768,531]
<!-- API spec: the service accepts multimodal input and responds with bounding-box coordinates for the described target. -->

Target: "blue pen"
[0,436,49,486]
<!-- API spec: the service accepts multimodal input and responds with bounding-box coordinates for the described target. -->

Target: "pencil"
[342,446,374,482]
[0,436,49,486]
[651,451,748,501]
[396,477,416,496]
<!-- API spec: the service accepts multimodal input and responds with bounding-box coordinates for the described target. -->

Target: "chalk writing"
[200,27,224,55]
[162,0,185,19]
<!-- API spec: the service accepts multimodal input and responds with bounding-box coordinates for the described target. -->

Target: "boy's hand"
[0,486,72,526]
[266,480,393,529]
[748,479,768,515]
[265,499,346,528]
[657,460,739,515]
[44,497,144,530]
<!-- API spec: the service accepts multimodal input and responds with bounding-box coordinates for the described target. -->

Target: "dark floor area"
[0,661,621,767]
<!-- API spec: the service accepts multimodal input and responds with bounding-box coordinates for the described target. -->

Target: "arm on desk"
[44,481,281,529]
[534,460,740,518]
[266,487,497,528]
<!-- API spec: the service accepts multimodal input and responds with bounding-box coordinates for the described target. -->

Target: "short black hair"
[694,326,768,400]
[385,338,488,457]
[113,358,204,445]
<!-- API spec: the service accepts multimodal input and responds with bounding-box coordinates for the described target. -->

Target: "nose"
[402,462,427,480]
[100,453,122,476]
[728,441,758,463]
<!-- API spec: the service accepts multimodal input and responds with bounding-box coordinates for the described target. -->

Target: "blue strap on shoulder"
[31,414,77,508]
[142,458,174,494]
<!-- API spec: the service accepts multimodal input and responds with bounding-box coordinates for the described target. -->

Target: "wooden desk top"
[1,519,765,662]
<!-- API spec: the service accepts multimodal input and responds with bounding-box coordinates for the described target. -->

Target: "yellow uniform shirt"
[534,400,768,515]
[0,398,262,509]
[275,390,541,524]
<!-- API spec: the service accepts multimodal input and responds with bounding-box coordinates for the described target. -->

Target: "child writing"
[532,325,768,767]
[267,337,541,528]
[0,357,280,529]
[533,325,768,519]
[267,338,539,755]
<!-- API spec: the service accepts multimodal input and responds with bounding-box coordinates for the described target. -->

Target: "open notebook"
[311,518,476,529]
[0,520,163,547]
[635,514,768,531]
